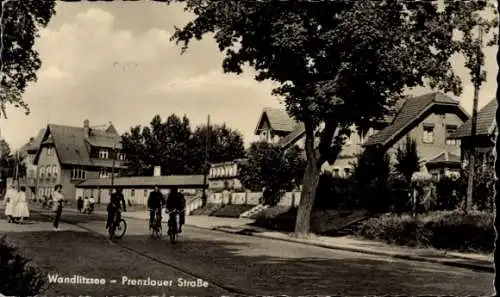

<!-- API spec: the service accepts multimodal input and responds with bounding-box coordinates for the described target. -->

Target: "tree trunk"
[294,122,321,236]
[494,2,500,292]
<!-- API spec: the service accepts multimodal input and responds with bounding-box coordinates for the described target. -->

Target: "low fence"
[207,191,302,207]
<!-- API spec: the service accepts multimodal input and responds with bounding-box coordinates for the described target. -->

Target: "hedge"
[0,236,47,296]
[355,211,494,253]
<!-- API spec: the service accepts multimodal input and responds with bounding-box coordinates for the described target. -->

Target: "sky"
[0,1,498,151]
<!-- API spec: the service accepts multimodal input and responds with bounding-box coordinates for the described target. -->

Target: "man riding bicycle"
[106,187,127,230]
[148,185,165,230]
[166,186,186,233]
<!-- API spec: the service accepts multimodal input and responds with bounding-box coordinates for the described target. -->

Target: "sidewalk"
[33,206,494,272]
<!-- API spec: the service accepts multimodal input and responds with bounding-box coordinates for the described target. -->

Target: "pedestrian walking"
[77,196,83,212]
[52,184,64,231]
[13,187,30,224]
[3,184,17,223]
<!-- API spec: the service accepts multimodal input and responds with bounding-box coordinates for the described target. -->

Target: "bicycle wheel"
[169,221,177,243]
[153,222,162,238]
[113,219,127,239]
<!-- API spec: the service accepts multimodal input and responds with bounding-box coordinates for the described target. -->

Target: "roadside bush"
[190,203,222,215]
[355,211,494,253]
[211,204,255,218]
[0,236,47,296]
[435,177,461,210]
[314,173,350,209]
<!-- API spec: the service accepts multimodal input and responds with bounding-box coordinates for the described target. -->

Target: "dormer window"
[99,149,109,159]
[422,123,435,144]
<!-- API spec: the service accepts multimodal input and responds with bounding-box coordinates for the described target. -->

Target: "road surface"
[0,210,494,296]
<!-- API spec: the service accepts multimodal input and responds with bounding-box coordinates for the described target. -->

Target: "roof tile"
[364,92,461,147]
[450,98,497,138]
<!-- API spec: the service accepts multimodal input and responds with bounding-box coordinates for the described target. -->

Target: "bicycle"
[150,208,162,239]
[167,209,184,244]
[108,209,127,239]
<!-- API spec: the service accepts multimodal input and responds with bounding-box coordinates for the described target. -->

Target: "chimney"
[29,137,35,143]
[83,119,90,137]
[153,166,161,177]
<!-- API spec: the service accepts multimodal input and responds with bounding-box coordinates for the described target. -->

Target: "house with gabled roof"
[252,102,397,177]
[449,98,497,167]
[363,92,469,178]
[254,107,304,144]
[32,119,127,202]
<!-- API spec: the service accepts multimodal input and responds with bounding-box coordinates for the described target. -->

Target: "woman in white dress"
[13,186,29,224]
[3,184,18,223]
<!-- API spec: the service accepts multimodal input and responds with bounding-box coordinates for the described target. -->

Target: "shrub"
[0,236,47,296]
[190,203,222,215]
[355,211,494,253]
[314,173,351,209]
[211,204,255,218]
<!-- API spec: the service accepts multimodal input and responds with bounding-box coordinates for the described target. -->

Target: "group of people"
[3,182,186,234]
[3,184,30,224]
[104,185,186,233]
[147,185,186,233]
[76,196,96,213]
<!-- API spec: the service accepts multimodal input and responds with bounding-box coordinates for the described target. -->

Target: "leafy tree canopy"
[1,0,56,118]
[121,114,245,176]
[239,141,306,205]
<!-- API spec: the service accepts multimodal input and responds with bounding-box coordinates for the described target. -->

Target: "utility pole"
[111,144,116,193]
[202,115,210,206]
[15,151,20,191]
[465,25,483,213]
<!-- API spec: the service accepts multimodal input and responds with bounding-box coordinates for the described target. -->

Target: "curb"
[203,226,494,274]
[31,208,494,273]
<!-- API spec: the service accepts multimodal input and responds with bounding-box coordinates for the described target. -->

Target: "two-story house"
[363,92,469,178]
[32,119,127,201]
[449,98,497,168]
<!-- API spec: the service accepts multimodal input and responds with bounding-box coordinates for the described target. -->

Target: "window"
[46,166,52,177]
[445,125,458,145]
[144,189,148,197]
[38,188,43,198]
[99,168,109,178]
[131,189,135,197]
[99,149,109,159]
[332,168,340,177]
[52,165,58,177]
[71,167,86,180]
[117,153,125,161]
[344,168,352,177]
[90,189,94,197]
[28,169,35,178]
[40,167,45,178]
[422,124,435,144]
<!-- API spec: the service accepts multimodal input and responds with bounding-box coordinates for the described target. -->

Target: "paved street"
[1,210,494,296]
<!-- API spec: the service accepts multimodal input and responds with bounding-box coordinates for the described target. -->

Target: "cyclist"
[106,187,126,230]
[147,185,165,230]
[166,186,186,233]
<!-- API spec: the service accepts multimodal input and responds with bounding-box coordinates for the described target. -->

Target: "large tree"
[166,0,494,235]
[0,0,56,118]
[188,123,245,173]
